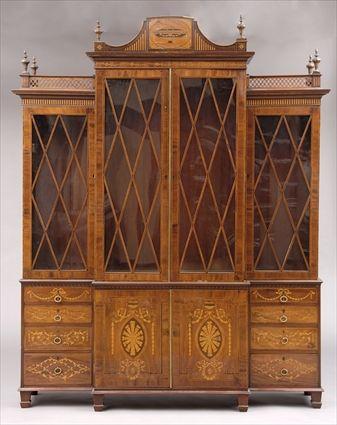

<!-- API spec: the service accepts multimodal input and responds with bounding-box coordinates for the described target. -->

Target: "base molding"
[92,389,250,412]
[19,387,323,410]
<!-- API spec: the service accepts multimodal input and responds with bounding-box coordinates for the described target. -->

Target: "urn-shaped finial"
[30,57,38,76]
[313,48,321,73]
[21,51,30,75]
[95,20,103,41]
[306,55,315,75]
[237,15,246,39]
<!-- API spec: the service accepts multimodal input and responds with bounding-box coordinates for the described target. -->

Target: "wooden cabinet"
[14,16,328,411]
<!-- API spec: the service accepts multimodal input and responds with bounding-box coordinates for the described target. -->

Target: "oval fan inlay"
[198,320,222,358]
[121,319,145,357]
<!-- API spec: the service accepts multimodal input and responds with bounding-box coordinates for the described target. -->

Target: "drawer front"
[24,305,92,324]
[251,327,318,351]
[250,287,318,305]
[24,326,91,351]
[24,286,91,304]
[250,354,319,387]
[23,352,91,386]
[251,306,318,324]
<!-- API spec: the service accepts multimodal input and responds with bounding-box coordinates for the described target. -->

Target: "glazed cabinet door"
[171,70,246,281]
[172,290,248,388]
[23,107,95,278]
[246,107,319,279]
[96,70,169,281]
[94,290,170,388]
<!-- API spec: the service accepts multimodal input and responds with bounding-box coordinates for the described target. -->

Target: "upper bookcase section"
[86,16,255,62]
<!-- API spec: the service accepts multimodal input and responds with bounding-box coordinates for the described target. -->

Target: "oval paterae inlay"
[198,320,222,358]
[121,319,145,357]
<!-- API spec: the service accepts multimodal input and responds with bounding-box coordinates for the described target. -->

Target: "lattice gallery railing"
[20,76,95,90]
[248,75,320,89]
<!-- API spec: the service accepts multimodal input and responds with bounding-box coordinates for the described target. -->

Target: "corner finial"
[313,48,321,73]
[306,54,315,75]
[95,20,103,41]
[31,57,38,76]
[21,51,30,75]
[237,15,246,39]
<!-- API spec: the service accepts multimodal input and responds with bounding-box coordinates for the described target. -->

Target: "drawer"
[250,306,318,324]
[24,305,92,324]
[250,354,319,387]
[23,352,91,386]
[251,327,318,351]
[24,286,91,304]
[250,287,318,305]
[24,326,92,351]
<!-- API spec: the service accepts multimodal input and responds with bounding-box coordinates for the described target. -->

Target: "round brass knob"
[281,336,289,345]
[280,295,288,303]
[280,314,288,323]
[53,336,62,345]
[54,294,62,303]
[53,367,62,375]
[281,368,288,376]
[54,314,62,322]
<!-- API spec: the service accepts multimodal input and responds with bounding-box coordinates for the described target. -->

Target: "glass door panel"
[172,70,244,281]
[30,112,91,275]
[102,70,168,280]
[252,114,312,273]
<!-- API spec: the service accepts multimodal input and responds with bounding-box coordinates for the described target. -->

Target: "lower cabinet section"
[250,354,319,387]
[23,352,92,386]
[94,288,248,390]
[20,281,322,411]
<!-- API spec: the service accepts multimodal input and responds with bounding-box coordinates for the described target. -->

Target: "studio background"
[1,1,336,424]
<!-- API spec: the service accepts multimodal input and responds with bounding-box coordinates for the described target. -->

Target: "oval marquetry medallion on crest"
[198,320,222,358]
[121,319,145,357]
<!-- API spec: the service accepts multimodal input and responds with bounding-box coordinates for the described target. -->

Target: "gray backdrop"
[1,1,336,424]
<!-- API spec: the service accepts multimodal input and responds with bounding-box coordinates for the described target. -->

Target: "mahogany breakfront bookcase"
[13,16,329,412]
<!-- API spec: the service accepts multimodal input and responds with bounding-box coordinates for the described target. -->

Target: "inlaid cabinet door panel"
[94,290,169,388]
[172,290,248,389]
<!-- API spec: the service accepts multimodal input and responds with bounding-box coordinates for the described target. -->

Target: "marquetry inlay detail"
[111,300,154,357]
[252,358,316,381]
[25,307,90,322]
[120,359,145,381]
[121,319,145,357]
[26,357,90,381]
[251,307,315,323]
[26,329,89,346]
[196,359,223,381]
[198,320,222,358]
[251,328,317,349]
[189,302,231,357]
[26,288,90,302]
[252,288,316,303]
